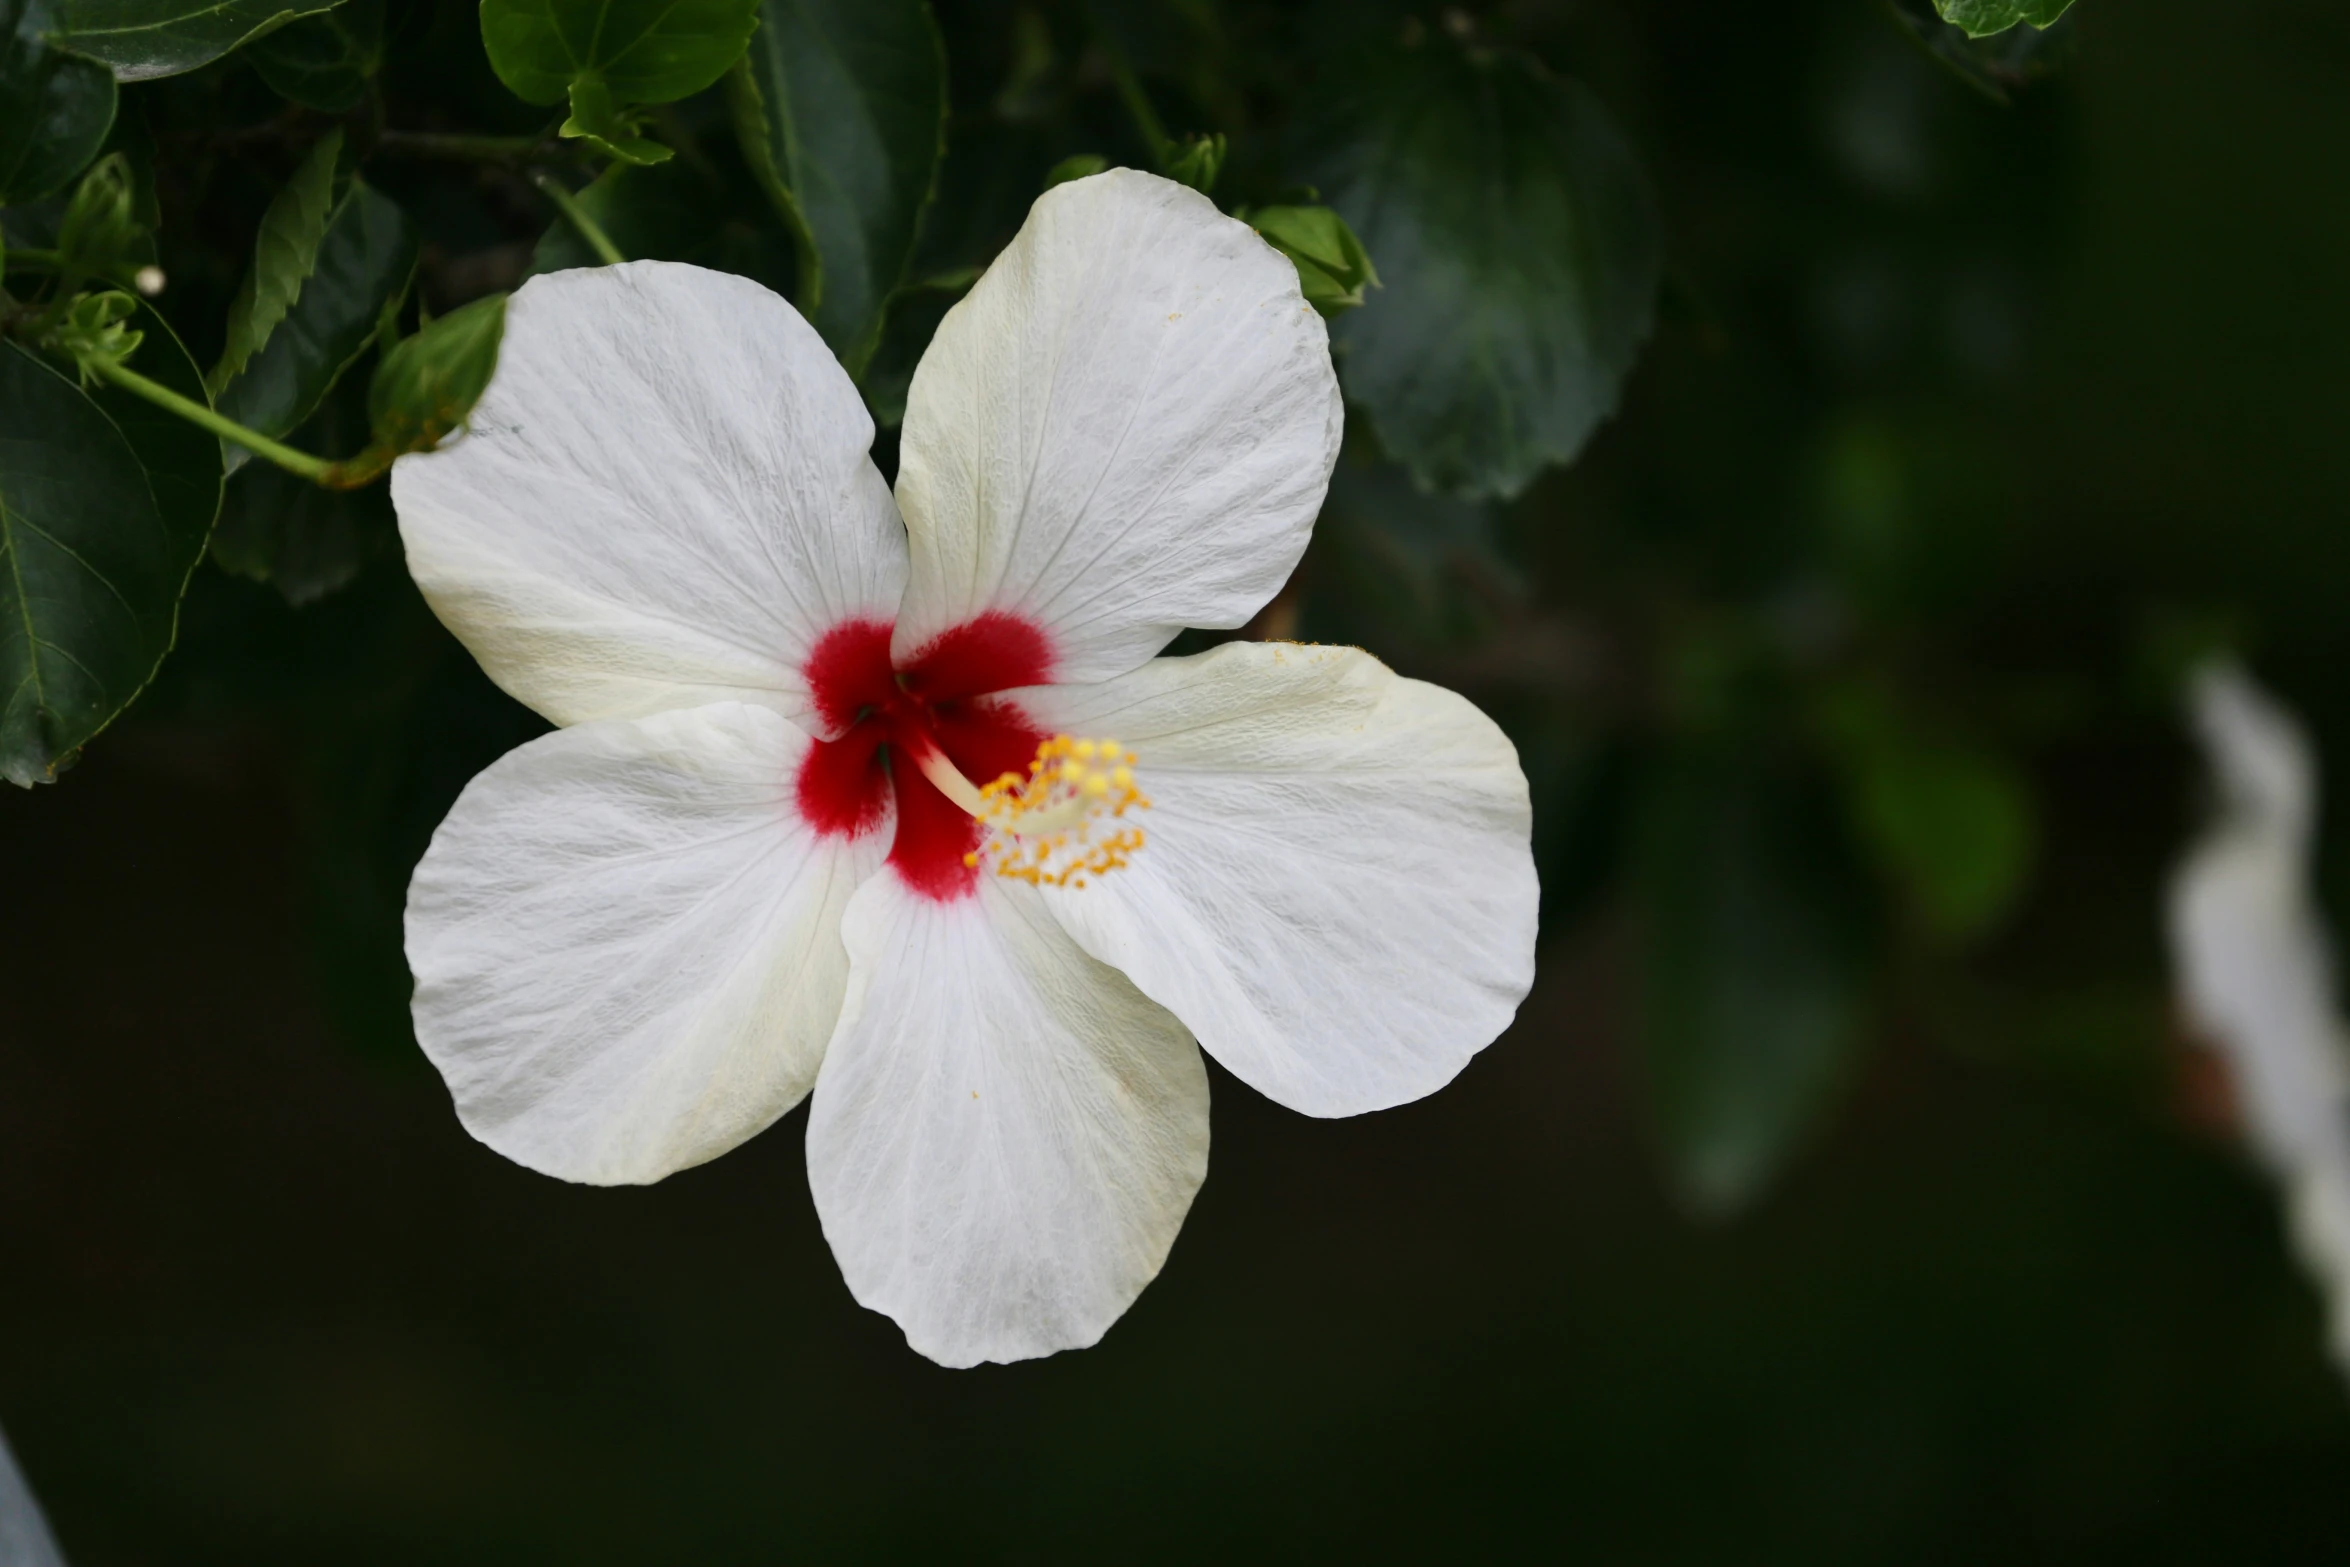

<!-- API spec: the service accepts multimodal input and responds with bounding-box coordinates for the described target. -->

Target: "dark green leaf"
[217,177,416,454]
[478,0,758,107]
[0,306,221,784]
[245,0,378,111]
[46,0,336,81]
[0,0,115,205]
[212,377,391,604]
[367,292,506,455]
[208,127,342,395]
[1632,749,1873,1217]
[1301,39,1660,499]
[1933,0,2072,38]
[1817,686,2038,944]
[527,157,792,289]
[730,0,946,375]
[1042,152,1104,189]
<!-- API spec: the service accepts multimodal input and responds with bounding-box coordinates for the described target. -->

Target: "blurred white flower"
[391,169,1539,1366]
[2169,660,2350,1373]
[0,1422,67,1567]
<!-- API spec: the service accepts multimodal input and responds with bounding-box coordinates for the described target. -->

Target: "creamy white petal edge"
[1018,640,1538,1117]
[806,873,1209,1367]
[407,703,885,1186]
[2169,660,2350,1373]
[393,262,908,731]
[892,168,1343,685]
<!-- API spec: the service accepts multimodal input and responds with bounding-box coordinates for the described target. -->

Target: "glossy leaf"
[1632,750,1873,1217]
[478,0,758,106]
[1934,0,2073,38]
[730,0,946,374]
[208,127,342,395]
[1301,39,1659,499]
[246,0,379,111]
[0,0,115,205]
[217,176,417,454]
[0,308,222,785]
[47,0,336,81]
[367,292,506,455]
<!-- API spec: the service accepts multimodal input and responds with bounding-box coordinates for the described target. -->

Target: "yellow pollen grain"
[1071,739,1097,760]
[1082,774,1109,799]
[1060,759,1085,783]
[1111,765,1133,788]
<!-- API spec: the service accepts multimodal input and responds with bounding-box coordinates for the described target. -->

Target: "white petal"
[407,703,885,1185]
[806,873,1209,1367]
[393,262,908,731]
[2169,661,2350,1373]
[892,168,1342,686]
[1018,640,1538,1117]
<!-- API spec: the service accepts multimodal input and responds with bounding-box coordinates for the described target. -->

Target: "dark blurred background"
[12,0,2350,1558]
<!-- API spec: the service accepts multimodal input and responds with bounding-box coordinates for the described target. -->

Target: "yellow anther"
[962,852,978,868]
[1111,765,1133,788]
[964,732,1153,889]
[1100,738,1119,754]
[1059,759,1085,783]
[1071,739,1097,760]
[1082,774,1109,799]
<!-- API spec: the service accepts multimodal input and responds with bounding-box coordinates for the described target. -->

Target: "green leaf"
[216,176,416,459]
[366,292,506,455]
[527,156,792,289]
[730,0,946,375]
[1632,749,1873,1217]
[208,127,342,396]
[478,0,759,107]
[1042,152,1104,189]
[1933,0,2073,38]
[1301,39,1660,499]
[1816,686,2038,944]
[0,0,115,205]
[212,377,391,604]
[0,305,222,784]
[46,0,336,81]
[245,0,379,111]
[1246,204,1378,318]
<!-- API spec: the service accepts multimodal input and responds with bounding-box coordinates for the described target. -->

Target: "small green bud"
[57,153,145,290]
[1245,204,1379,317]
[1044,153,1107,190]
[52,290,145,385]
[1162,133,1225,196]
[367,292,508,456]
[560,76,672,165]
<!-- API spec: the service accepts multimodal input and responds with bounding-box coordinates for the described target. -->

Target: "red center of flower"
[796,611,1053,901]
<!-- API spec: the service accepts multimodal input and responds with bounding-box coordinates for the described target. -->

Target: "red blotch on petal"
[791,610,1058,903]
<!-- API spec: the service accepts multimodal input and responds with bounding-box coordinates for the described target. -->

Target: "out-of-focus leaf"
[1301,36,1659,499]
[217,176,416,455]
[0,0,115,204]
[213,377,393,603]
[207,127,341,395]
[0,306,221,784]
[1934,0,2072,38]
[1308,457,1520,656]
[1818,684,2038,944]
[366,292,505,454]
[46,0,335,80]
[1162,130,1222,194]
[478,0,757,107]
[1042,151,1104,188]
[526,155,791,289]
[246,0,378,110]
[730,0,946,375]
[1633,747,1874,1216]
[1247,203,1377,318]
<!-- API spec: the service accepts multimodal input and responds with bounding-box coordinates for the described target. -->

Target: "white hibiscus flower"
[2170,661,2350,1377]
[392,169,1540,1367]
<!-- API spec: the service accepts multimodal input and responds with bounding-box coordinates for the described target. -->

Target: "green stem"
[532,172,626,267]
[373,128,553,162]
[1104,51,1171,162]
[83,354,336,484]
[2,247,62,272]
